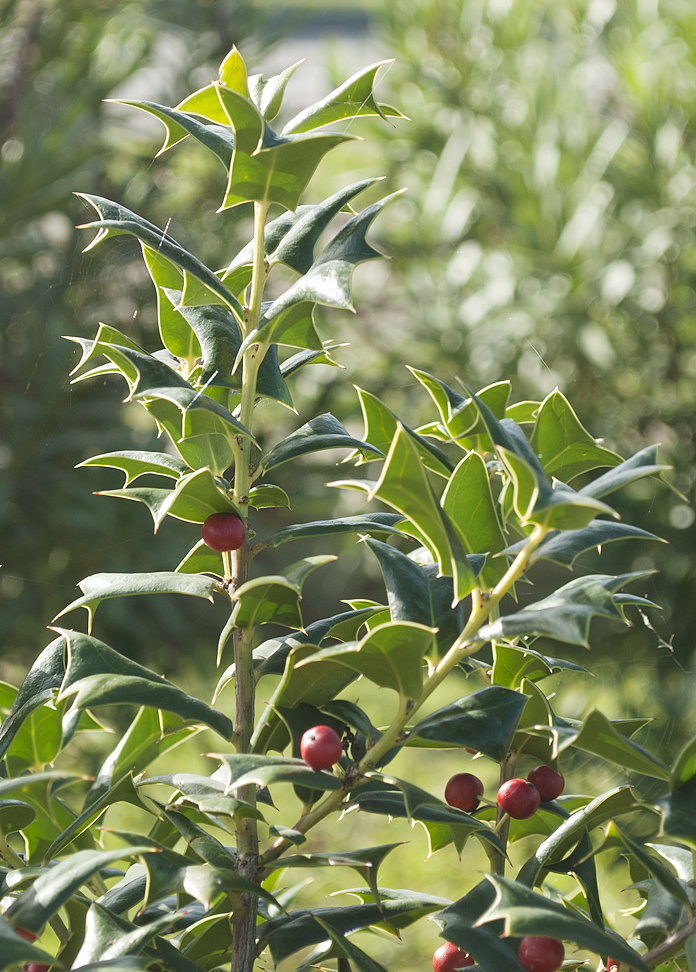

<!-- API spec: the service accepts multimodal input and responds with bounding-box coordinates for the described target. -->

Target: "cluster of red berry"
[443,763,565,817]
[433,936,566,972]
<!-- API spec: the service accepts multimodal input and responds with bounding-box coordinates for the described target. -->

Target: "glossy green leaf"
[241,194,400,353]
[261,512,404,548]
[99,466,239,530]
[478,874,648,972]
[208,752,341,793]
[280,343,345,378]
[248,484,291,509]
[88,707,197,806]
[367,425,474,602]
[441,452,507,586]
[311,916,390,972]
[181,864,280,910]
[4,696,66,774]
[297,620,435,702]
[137,773,261,822]
[252,647,357,755]
[566,709,670,780]
[73,902,183,965]
[517,785,643,887]
[267,844,403,907]
[579,444,671,499]
[160,291,292,407]
[5,846,152,934]
[176,539,224,577]
[56,572,216,631]
[141,244,202,364]
[114,99,234,166]
[0,636,65,760]
[530,390,622,480]
[283,60,404,133]
[365,537,465,656]
[261,413,383,472]
[433,879,526,972]
[258,894,444,964]
[632,877,685,943]
[409,687,528,761]
[0,799,35,834]
[56,629,233,741]
[409,369,511,444]
[77,194,243,319]
[78,450,190,485]
[491,643,589,689]
[230,555,335,631]
[478,572,648,648]
[505,521,662,568]
[355,386,454,476]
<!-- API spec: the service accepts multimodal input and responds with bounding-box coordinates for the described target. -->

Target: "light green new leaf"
[283,60,405,133]
[98,466,240,530]
[441,452,506,586]
[478,875,648,972]
[355,386,454,476]
[215,84,355,210]
[55,628,233,741]
[77,194,244,320]
[248,484,291,509]
[142,243,202,364]
[296,620,435,702]
[175,539,224,577]
[530,390,622,480]
[261,413,383,472]
[478,572,650,648]
[491,642,589,689]
[231,555,336,632]
[368,425,474,603]
[78,450,190,486]
[248,59,303,120]
[5,846,153,934]
[55,571,216,631]
[409,369,510,444]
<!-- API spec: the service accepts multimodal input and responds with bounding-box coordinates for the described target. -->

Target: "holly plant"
[2,45,696,972]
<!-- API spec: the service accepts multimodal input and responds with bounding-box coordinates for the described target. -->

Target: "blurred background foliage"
[1,0,695,699]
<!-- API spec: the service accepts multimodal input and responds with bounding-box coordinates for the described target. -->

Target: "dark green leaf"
[505,521,663,568]
[613,823,691,908]
[658,774,696,849]
[0,915,55,971]
[579,445,671,499]
[77,195,243,319]
[409,687,528,761]
[434,879,526,972]
[55,572,216,631]
[479,875,648,971]
[0,636,65,760]
[78,451,190,485]
[261,512,404,548]
[262,413,383,472]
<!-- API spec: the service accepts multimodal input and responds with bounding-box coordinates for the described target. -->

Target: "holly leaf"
[261,413,383,472]
[282,60,405,133]
[261,512,404,548]
[504,521,663,568]
[530,390,622,480]
[78,451,190,486]
[77,194,243,319]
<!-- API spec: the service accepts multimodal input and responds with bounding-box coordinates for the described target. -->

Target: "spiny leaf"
[530,389,622,480]
[261,413,383,472]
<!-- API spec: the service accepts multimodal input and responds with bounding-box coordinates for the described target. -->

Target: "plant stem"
[259,522,549,870]
[230,199,268,972]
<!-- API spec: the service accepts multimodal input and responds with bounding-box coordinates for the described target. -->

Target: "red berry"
[300,725,343,771]
[16,929,37,943]
[444,772,484,813]
[497,778,541,819]
[432,941,474,972]
[518,936,565,972]
[201,512,246,552]
[22,965,50,972]
[527,765,565,801]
